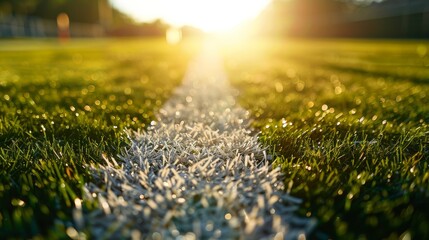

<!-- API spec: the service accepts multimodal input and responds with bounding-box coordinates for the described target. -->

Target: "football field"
[0,38,428,239]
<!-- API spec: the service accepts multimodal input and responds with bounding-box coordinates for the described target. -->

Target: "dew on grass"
[88,85,95,92]
[313,111,320,117]
[335,113,343,119]
[205,222,214,231]
[355,98,362,105]
[298,233,307,240]
[11,199,25,207]
[321,104,328,111]
[66,227,79,239]
[296,81,305,92]
[275,82,283,93]
[124,88,132,95]
[335,86,343,95]
[396,96,402,102]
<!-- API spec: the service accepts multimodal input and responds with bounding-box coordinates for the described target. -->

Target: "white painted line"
[77,43,314,239]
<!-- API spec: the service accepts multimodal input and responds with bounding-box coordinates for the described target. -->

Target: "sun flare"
[163,0,270,32]
[111,0,270,33]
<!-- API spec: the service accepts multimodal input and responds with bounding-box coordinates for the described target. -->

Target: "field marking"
[76,43,314,239]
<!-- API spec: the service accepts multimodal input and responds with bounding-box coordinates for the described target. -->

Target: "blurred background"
[0,0,428,39]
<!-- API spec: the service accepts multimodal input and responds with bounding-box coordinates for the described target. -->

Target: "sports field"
[0,38,197,238]
[0,38,428,239]
[222,39,429,239]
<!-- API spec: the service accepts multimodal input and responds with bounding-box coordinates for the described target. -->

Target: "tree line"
[0,0,131,26]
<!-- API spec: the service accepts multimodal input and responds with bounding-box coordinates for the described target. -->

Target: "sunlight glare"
[166,27,182,44]
[111,0,270,33]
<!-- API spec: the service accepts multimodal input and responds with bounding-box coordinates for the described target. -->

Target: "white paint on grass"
[76,44,314,239]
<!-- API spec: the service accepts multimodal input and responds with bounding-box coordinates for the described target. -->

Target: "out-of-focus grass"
[222,39,429,239]
[0,38,199,238]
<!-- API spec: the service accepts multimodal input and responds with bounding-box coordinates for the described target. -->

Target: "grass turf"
[221,39,429,239]
[1,37,428,239]
[0,38,197,238]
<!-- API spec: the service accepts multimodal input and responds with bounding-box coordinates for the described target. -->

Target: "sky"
[109,0,271,32]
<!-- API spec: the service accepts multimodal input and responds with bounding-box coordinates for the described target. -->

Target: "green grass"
[2,37,428,239]
[221,39,429,239]
[0,38,198,238]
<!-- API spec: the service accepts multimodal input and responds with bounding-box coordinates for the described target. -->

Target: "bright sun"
[111,0,271,33]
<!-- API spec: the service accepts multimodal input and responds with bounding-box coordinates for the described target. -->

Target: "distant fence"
[0,15,105,38]
[284,0,429,39]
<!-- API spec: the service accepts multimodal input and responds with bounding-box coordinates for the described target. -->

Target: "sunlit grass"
[0,38,198,238]
[222,39,429,239]
[2,37,428,239]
